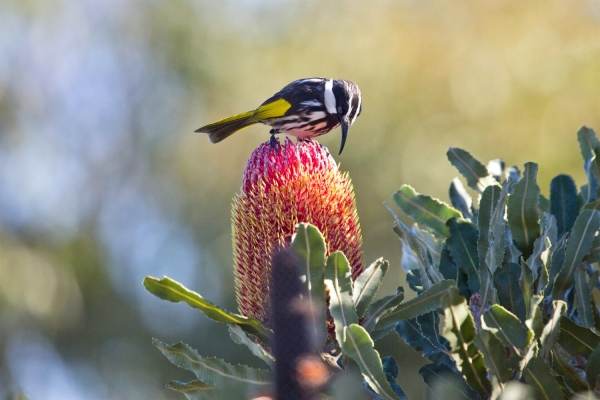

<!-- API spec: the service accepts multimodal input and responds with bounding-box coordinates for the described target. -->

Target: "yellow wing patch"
[248,98,291,122]
[200,110,254,130]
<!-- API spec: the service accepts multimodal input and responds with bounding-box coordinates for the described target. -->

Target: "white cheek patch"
[324,79,337,115]
[351,93,361,125]
[346,91,354,122]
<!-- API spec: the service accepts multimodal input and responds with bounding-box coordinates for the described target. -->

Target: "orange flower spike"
[232,138,364,326]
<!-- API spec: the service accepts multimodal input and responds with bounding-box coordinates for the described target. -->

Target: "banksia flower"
[232,138,364,327]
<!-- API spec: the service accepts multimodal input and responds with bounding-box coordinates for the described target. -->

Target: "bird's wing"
[248,98,292,123]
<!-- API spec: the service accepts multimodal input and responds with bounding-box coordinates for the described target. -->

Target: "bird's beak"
[339,117,349,155]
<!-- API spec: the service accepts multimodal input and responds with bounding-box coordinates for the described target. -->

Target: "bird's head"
[324,79,362,154]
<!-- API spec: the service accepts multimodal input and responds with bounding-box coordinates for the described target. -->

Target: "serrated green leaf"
[482,304,533,357]
[153,339,272,389]
[478,184,502,267]
[164,380,217,400]
[584,234,600,263]
[441,288,492,397]
[552,209,600,300]
[507,162,541,259]
[577,126,599,162]
[353,259,389,319]
[506,226,523,264]
[342,324,402,400]
[545,235,567,297]
[558,317,600,358]
[446,147,496,192]
[474,328,520,385]
[550,174,579,237]
[382,356,407,399]
[325,251,358,345]
[143,276,271,344]
[526,214,555,282]
[550,346,589,394]
[526,295,544,341]
[523,356,564,400]
[362,287,405,334]
[447,218,480,293]
[450,178,474,220]
[375,280,456,331]
[290,222,327,307]
[486,180,513,275]
[520,260,534,318]
[411,224,444,265]
[228,325,274,366]
[419,363,477,400]
[575,264,594,328]
[394,185,462,237]
[586,343,600,390]
[392,219,444,290]
[395,312,454,369]
[493,262,526,321]
[540,301,567,360]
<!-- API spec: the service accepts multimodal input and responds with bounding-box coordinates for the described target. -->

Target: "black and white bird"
[194,78,362,154]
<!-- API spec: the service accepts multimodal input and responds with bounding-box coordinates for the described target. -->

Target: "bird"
[194,78,362,155]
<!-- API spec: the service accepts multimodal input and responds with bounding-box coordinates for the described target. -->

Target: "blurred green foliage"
[0,1,599,399]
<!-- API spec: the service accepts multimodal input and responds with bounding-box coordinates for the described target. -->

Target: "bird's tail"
[195,110,257,143]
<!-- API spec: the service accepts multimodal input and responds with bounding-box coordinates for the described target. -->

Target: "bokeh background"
[0,1,599,399]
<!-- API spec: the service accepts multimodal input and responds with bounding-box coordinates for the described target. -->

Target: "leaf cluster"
[142,127,600,399]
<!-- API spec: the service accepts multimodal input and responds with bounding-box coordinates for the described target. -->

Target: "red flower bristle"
[232,138,364,328]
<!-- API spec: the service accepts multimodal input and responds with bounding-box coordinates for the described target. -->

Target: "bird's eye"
[336,106,343,114]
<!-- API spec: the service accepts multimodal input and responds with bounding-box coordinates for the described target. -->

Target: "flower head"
[232,138,364,326]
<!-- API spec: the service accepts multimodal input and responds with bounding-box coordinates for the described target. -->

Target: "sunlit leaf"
[342,324,403,400]
[375,280,456,331]
[474,328,519,385]
[393,185,461,237]
[441,288,491,397]
[482,304,534,357]
[228,325,274,366]
[525,295,544,341]
[153,339,272,389]
[539,301,567,360]
[353,258,389,318]
[325,251,358,344]
[446,147,496,192]
[143,276,271,344]
[164,380,217,400]
[478,184,501,268]
[290,222,327,308]
[520,260,534,318]
[507,162,541,259]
